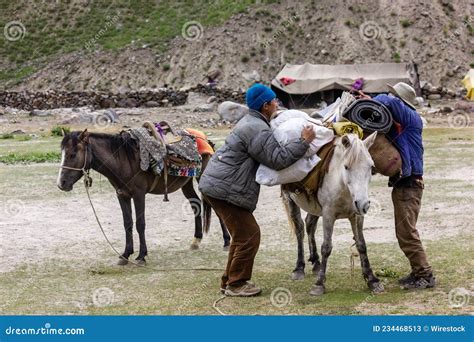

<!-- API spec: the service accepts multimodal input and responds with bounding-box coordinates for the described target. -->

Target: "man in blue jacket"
[370,82,435,289]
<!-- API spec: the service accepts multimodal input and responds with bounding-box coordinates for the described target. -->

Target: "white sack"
[256,110,334,186]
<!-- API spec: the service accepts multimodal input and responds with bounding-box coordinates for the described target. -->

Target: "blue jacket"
[373,94,424,177]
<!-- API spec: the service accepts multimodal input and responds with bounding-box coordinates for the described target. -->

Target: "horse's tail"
[201,138,216,234]
[281,187,297,239]
[202,195,212,234]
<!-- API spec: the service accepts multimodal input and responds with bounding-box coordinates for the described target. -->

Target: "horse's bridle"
[60,143,93,187]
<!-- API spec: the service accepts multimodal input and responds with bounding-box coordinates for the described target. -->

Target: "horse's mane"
[340,134,372,167]
[61,131,137,160]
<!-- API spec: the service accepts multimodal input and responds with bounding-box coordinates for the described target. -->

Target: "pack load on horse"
[57,121,230,267]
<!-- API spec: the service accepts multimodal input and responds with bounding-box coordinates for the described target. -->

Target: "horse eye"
[344,165,349,170]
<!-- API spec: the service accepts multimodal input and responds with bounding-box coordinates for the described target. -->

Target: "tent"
[462,69,474,101]
[271,62,420,108]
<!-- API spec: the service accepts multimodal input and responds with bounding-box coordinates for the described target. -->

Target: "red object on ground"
[280,77,296,86]
[185,128,214,155]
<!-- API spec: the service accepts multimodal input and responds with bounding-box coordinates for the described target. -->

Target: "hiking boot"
[398,272,416,285]
[401,274,436,290]
[225,281,262,297]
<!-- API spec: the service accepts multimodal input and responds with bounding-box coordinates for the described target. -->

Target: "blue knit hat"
[246,83,276,111]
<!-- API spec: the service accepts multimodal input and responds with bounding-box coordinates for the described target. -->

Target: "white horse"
[281,132,385,296]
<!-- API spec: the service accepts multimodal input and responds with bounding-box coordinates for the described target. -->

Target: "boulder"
[217,101,249,122]
[29,109,52,117]
[427,94,441,100]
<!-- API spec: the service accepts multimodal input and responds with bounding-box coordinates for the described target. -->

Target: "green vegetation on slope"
[0,0,275,84]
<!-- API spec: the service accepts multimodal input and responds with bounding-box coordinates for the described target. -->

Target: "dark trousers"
[205,196,261,288]
[392,186,432,277]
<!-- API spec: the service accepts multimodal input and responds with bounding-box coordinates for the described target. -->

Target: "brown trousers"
[205,196,261,288]
[392,186,432,277]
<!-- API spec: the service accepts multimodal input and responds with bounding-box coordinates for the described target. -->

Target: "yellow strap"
[332,121,364,139]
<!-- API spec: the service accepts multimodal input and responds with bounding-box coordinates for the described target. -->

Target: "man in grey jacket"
[199,84,315,296]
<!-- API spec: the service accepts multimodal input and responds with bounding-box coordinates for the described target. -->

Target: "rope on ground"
[212,295,228,316]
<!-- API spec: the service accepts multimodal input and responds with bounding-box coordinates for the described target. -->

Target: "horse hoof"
[312,264,321,275]
[190,238,201,250]
[222,245,230,252]
[117,258,129,266]
[291,270,305,281]
[369,281,385,294]
[135,259,146,266]
[309,285,325,296]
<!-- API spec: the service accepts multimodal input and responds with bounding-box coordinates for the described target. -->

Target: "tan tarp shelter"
[272,62,418,94]
[462,69,474,101]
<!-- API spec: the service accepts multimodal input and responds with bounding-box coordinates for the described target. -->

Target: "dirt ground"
[0,105,473,315]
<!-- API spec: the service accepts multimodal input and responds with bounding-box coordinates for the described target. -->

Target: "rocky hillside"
[1,0,472,92]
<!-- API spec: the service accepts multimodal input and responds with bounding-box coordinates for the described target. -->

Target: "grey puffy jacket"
[199,110,309,212]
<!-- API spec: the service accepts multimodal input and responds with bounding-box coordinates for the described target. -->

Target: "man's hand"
[301,125,316,143]
[356,90,371,100]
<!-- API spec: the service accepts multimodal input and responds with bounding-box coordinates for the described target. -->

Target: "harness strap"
[149,174,160,193]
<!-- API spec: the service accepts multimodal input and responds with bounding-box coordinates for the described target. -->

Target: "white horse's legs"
[310,215,335,296]
[305,214,320,274]
[349,215,384,293]
[283,193,306,281]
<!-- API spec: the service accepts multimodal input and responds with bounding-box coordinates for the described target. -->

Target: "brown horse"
[57,129,230,265]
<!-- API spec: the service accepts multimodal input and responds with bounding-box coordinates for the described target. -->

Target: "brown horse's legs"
[349,215,384,293]
[133,193,147,263]
[118,195,134,264]
[219,217,231,250]
[181,180,203,250]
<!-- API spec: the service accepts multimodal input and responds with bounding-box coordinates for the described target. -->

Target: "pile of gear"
[256,91,402,186]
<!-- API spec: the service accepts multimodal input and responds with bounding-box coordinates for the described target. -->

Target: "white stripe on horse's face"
[57,148,65,188]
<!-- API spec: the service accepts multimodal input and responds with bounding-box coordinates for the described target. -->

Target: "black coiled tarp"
[343,99,393,133]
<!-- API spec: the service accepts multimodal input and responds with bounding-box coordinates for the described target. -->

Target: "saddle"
[282,138,336,206]
[140,121,203,201]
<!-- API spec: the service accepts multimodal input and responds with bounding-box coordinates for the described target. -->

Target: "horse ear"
[79,129,89,142]
[341,135,351,149]
[364,131,378,149]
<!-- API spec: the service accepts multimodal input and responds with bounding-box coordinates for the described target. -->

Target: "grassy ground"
[0,127,472,315]
[0,236,472,315]
[0,0,274,85]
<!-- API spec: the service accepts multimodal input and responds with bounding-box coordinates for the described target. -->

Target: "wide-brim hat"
[386,82,417,110]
